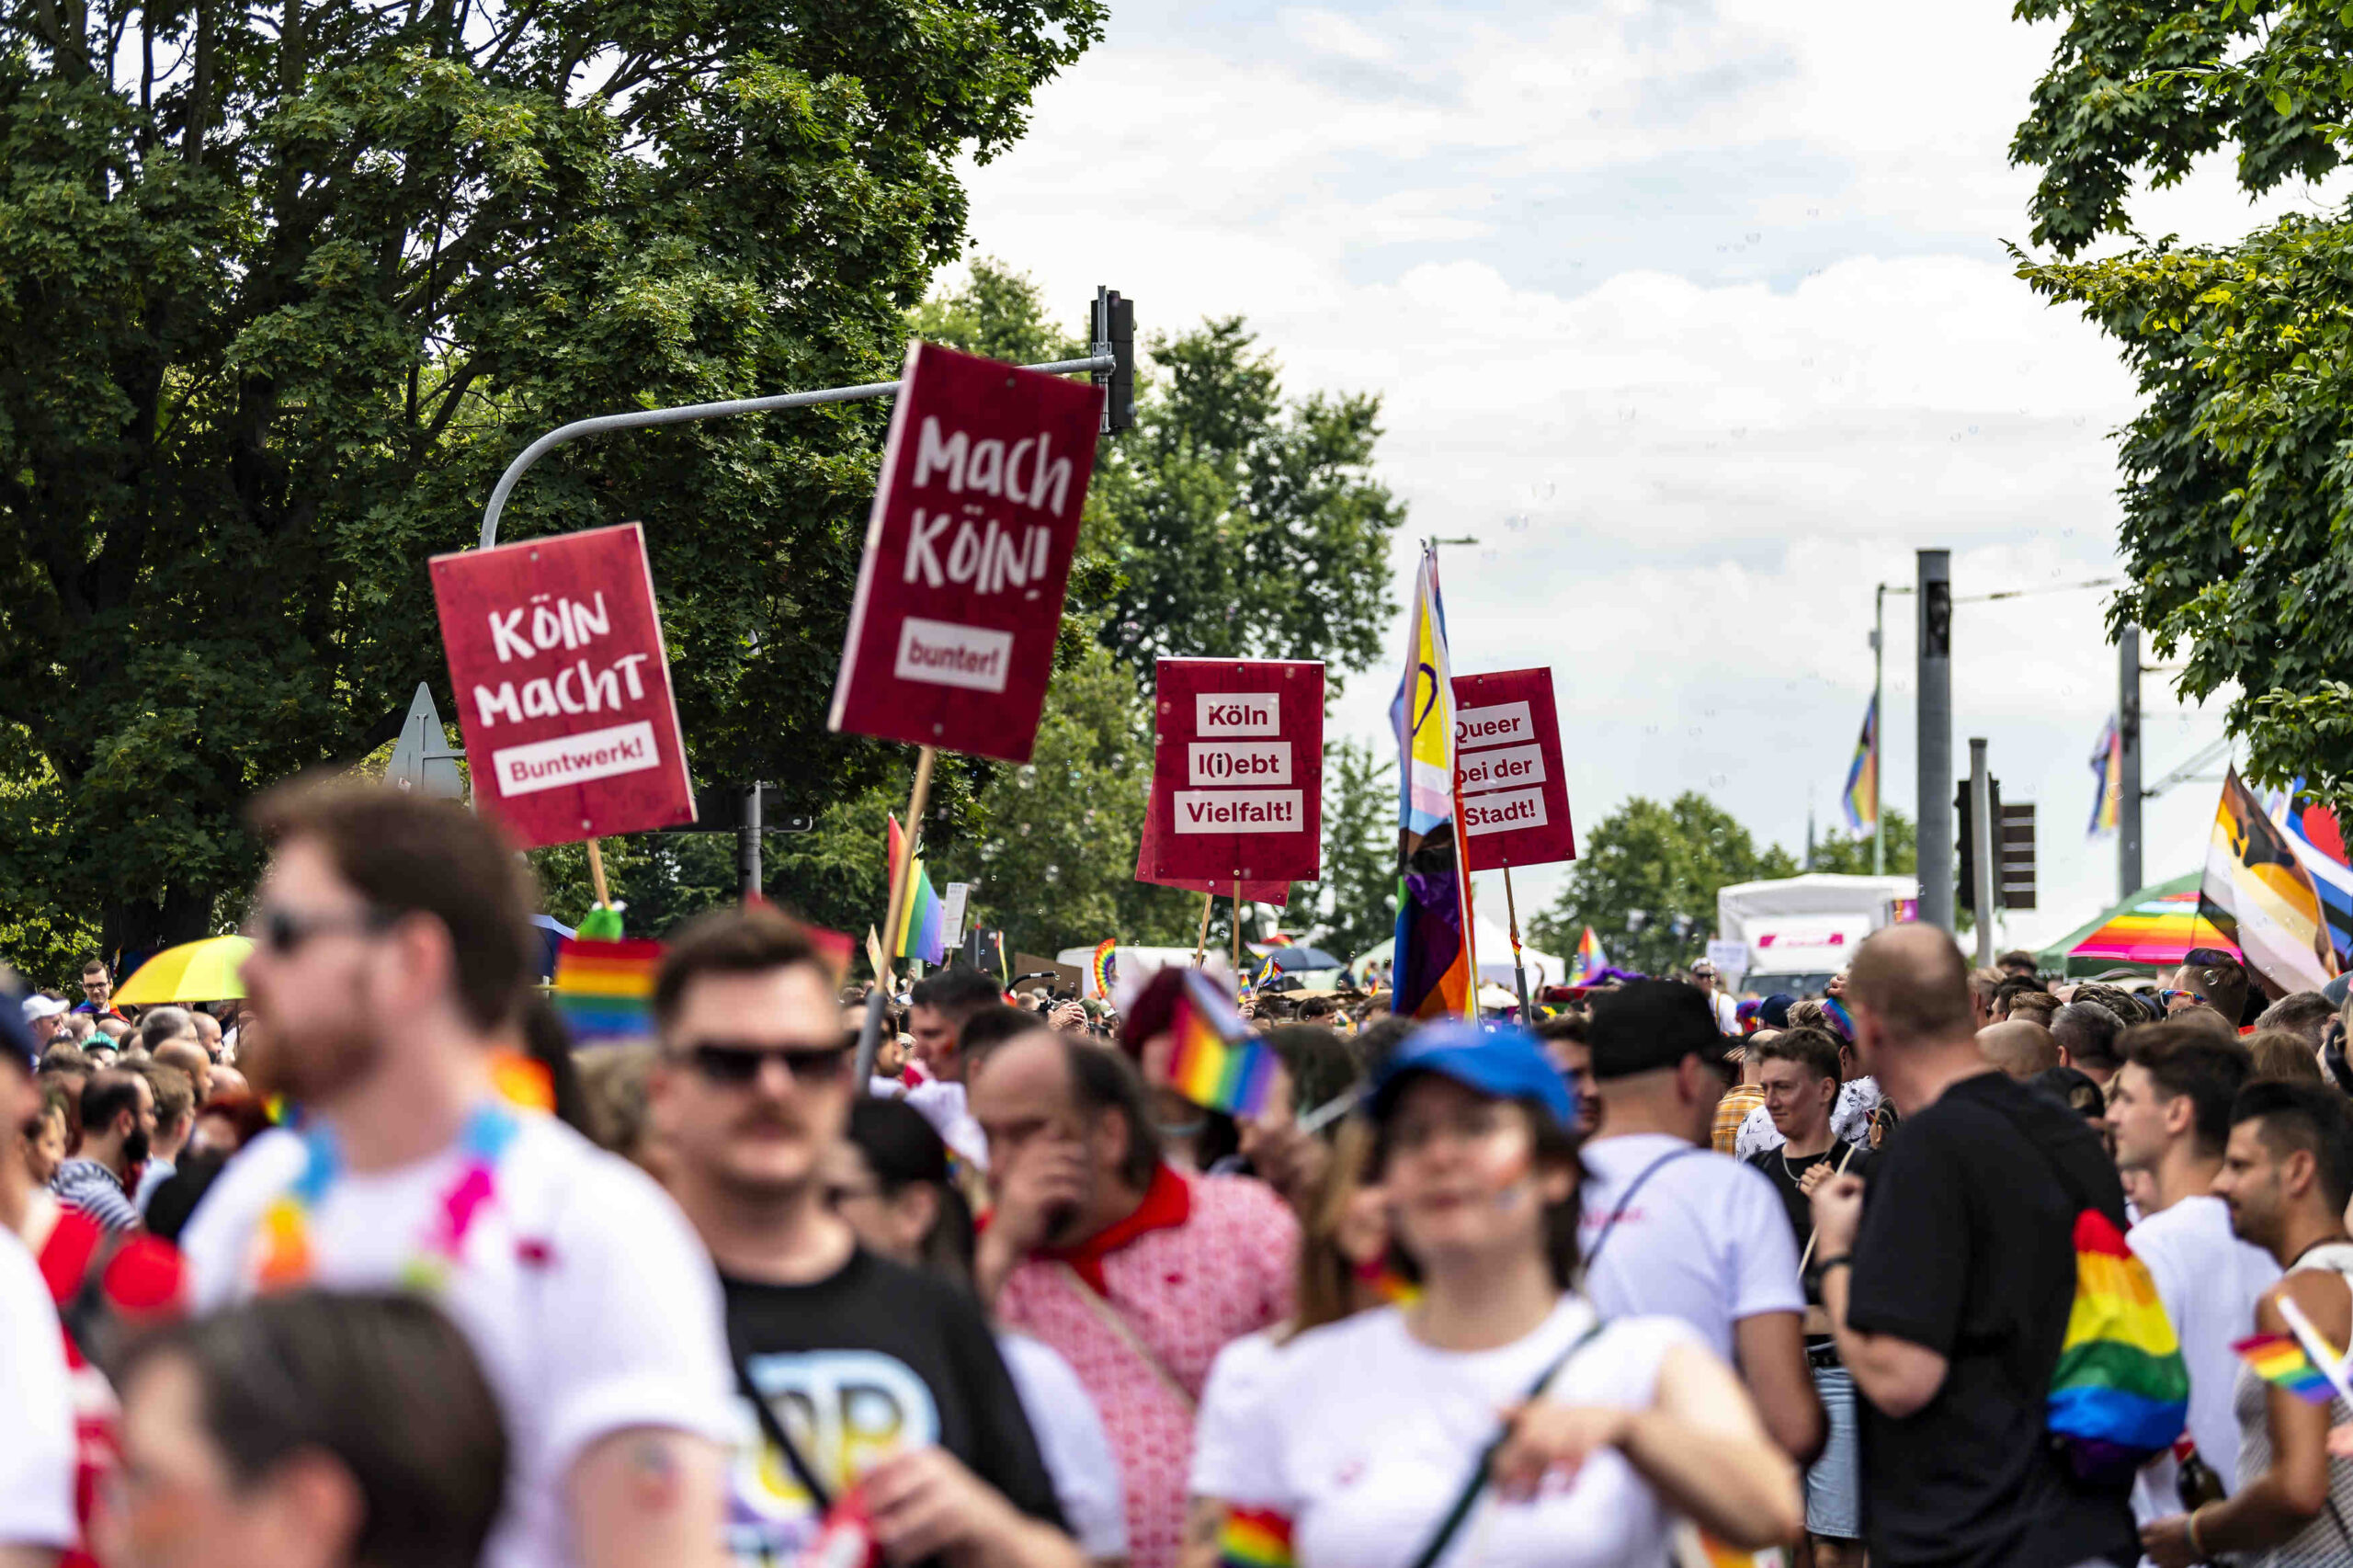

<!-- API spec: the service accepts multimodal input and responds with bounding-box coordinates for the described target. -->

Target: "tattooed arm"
[569,1428,728,1568]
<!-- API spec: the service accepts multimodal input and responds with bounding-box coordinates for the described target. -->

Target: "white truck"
[1716,872,1922,998]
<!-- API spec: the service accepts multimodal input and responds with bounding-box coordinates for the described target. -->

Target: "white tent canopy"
[1348,917,1565,992]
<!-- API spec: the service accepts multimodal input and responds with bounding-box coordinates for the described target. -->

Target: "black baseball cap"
[1587,980,1731,1080]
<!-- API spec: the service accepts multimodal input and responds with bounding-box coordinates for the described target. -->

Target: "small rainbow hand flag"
[1216,1506,1293,1568]
[551,937,664,1045]
[888,815,946,965]
[1162,971,1276,1118]
[2234,1332,2337,1404]
[1091,938,1118,1001]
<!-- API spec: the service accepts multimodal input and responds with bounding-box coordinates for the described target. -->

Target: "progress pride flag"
[429,522,696,848]
[1146,658,1324,884]
[829,342,1105,763]
[1451,666,1575,871]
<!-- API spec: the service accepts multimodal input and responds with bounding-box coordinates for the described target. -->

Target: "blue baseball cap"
[1368,1020,1577,1131]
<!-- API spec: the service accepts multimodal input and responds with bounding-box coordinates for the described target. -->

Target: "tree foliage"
[1297,737,1394,963]
[1529,793,1800,977]
[0,0,1104,957]
[2012,0,2353,802]
[1808,809,1918,877]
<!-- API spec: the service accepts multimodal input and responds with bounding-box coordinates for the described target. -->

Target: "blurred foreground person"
[179,780,733,1568]
[1217,1022,1802,1566]
[1813,924,2139,1568]
[100,1290,505,1568]
[2143,1081,2353,1567]
[0,1010,75,1568]
[647,906,1076,1568]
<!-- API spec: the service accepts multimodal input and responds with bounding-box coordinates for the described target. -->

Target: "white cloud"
[958,0,2306,952]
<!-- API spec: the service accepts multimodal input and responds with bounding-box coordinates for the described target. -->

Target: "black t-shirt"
[1845,1071,2137,1568]
[721,1248,1065,1567]
[1746,1141,1874,1307]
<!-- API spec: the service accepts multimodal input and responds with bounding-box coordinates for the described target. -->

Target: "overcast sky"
[954,0,2347,955]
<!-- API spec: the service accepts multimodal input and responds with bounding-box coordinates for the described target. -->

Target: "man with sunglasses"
[179,779,737,1568]
[646,904,1076,1568]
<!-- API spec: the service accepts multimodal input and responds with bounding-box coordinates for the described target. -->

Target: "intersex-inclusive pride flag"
[1389,546,1474,1018]
[1842,694,1878,832]
[551,936,664,1044]
[2087,716,2123,839]
[1159,970,1277,1117]
[887,815,946,964]
[2200,768,2336,995]
[1568,926,1608,985]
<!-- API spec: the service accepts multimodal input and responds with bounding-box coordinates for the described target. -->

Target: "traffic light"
[1955,777,2004,914]
[1090,286,1135,434]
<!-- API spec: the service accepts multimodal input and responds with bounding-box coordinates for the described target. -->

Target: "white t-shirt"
[2126,1194,2280,1528]
[1578,1133,1805,1358]
[1227,1298,1699,1568]
[1189,1327,1283,1501]
[182,1114,736,1568]
[998,1332,1128,1560]
[0,1228,74,1550]
[902,1079,990,1171]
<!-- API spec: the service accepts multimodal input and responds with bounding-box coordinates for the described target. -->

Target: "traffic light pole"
[475,286,1135,550]
[1916,551,1954,931]
[1969,737,1995,965]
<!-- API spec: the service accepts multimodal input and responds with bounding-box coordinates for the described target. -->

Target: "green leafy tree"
[1096,320,1405,691]
[1297,738,1395,963]
[1529,793,1800,976]
[2011,0,2353,801]
[934,641,1196,960]
[0,0,1104,960]
[1808,810,1917,877]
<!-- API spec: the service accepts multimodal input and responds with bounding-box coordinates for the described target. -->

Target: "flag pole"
[1192,892,1212,968]
[1431,541,1478,1019]
[585,840,610,907]
[1232,873,1244,982]
[1872,585,1886,877]
[859,745,936,1085]
[1504,864,1531,1021]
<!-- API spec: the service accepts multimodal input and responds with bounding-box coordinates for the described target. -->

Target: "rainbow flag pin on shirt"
[1216,1507,1293,1568]
[1161,971,1276,1118]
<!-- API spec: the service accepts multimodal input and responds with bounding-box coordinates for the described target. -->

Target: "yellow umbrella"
[114,935,255,1005]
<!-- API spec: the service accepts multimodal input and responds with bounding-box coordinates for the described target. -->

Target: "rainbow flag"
[2087,716,2123,838]
[551,937,663,1044]
[2234,1332,2338,1404]
[1090,938,1118,1001]
[1161,971,1276,1117]
[1390,547,1474,1019]
[888,815,946,965]
[1842,694,1878,832]
[2047,1208,2188,1479]
[1568,926,1608,985]
[1216,1507,1292,1568]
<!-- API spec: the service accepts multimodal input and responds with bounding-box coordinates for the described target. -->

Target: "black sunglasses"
[244,904,398,956]
[676,1041,851,1087]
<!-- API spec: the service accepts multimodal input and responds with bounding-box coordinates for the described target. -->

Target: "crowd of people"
[11,779,2353,1568]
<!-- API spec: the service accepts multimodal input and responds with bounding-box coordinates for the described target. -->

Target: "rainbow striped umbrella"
[2040,873,2238,976]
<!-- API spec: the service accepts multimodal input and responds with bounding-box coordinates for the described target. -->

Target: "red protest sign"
[1145,659,1324,884]
[829,341,1105,763]
[429,522,696,849]
[1134,809,1290,907]
[1451,667,1575,871]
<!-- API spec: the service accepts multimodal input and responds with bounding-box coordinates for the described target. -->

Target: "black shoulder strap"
[1402,1312,1611,1568]
[1582,1144,1699,1280]
[726,1332,834,1514]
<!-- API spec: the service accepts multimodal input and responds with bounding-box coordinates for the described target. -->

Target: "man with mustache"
[648,903,1078,1568]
